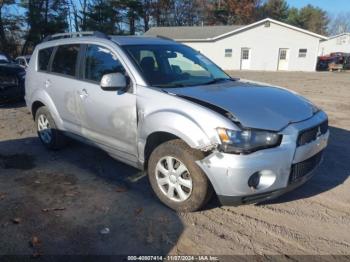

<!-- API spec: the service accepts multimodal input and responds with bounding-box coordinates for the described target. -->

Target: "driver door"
[77,44,137,162]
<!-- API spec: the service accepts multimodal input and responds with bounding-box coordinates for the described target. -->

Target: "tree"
[84,0,123,34]
[286,7,302,27]
[139,0,152,31]
[68,0,90,32]
[20,0,69,55]
[328,12,350,36]
[206,0,261,25]
[120,0,143,35]
[298,4,329,35]
[259,0,289,21]
[0,0,21,56]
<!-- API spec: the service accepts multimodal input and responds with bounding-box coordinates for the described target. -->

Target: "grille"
[0,75,18,89]
[289,151,323,184]
[297,120,328,146]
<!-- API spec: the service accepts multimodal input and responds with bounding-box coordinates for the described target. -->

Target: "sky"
[286,0,350,15]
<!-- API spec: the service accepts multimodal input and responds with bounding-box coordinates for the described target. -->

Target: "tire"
[148,139,213,212]
[35,106,67,150]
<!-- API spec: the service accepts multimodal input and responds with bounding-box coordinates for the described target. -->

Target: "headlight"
[217,128,282,154]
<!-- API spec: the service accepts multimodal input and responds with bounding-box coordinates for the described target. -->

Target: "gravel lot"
[0,71,349,256]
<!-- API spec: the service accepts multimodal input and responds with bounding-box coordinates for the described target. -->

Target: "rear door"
[77,44,137,161]
[46,44,83,134]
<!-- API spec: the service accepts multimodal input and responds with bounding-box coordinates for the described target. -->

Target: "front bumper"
[197,111,329,206]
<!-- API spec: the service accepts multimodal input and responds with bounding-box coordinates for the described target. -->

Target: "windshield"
[123,44,231,88]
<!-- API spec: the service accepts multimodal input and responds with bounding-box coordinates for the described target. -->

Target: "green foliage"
[260,0,289,21]
[259,1,329,35]
[20,0,69,54]
[84,0,122,34]
[297,4,329,35]
[0,0,334,57]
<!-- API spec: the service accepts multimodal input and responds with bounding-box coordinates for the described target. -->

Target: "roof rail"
[42,31,110,42]
[155,35,175,41]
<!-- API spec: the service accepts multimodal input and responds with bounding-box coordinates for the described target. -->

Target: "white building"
[319,33,350,56]
[144,18,327,72]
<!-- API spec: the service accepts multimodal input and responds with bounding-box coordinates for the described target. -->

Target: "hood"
[0,63,24,75]
[164,81,316,131]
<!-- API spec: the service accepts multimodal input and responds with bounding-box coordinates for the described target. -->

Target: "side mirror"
[100,73,127,91]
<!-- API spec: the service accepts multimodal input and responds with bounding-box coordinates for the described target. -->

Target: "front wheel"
[148,139,213,212]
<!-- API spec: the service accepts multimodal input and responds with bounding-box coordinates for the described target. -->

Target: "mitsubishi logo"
[316,126,322,138]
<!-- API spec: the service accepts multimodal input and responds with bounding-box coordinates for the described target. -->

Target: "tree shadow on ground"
[0,136,184,255]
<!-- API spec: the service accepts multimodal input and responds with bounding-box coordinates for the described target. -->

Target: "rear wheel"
[148,139,213,212]
[35,106,67,150]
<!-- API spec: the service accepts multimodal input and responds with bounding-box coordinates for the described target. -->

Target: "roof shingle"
[144,25,244,40]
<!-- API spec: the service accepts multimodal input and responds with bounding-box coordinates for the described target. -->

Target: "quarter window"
[298,49,307,58]
[52,44,80,76]
[225,49,232,57]
[38,47,54,71]
[84,45,125,82]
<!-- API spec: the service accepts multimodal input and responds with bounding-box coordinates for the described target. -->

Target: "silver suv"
[25,32,329,212]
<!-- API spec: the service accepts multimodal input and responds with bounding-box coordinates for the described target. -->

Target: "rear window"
[38,47,54,71]
[52,44,80,76]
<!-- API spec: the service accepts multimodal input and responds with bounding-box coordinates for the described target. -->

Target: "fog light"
[248,170,277,191]
[248,172,260,189]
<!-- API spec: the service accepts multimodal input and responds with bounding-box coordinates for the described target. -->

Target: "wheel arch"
[139,114,213,169]
[143,131,180,170]
[28,89,64,130]
[31,101,46,119]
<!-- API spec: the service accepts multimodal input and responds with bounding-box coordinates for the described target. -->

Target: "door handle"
[79,88,88,99]
[44,79,51,88]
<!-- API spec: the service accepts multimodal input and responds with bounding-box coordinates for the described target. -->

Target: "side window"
[52,44,80,76]
[38,47,54,71]
[84,45,125,82]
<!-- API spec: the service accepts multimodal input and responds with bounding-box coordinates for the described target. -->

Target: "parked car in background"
[316,56,332,71]
[328,54,350,71]
[317,52,350,72]
[15,55,31,69]
[0,52,26,104]
[25,32,329,212]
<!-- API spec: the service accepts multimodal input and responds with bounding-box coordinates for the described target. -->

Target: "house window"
[279,49,287,60]
[298,49,307,58]
[242,49,250,60]
[225,49,232,57]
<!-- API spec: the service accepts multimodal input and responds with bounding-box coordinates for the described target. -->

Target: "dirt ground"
[0,71,349,256]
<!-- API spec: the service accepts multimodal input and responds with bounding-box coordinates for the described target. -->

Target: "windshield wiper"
[201,78,235,86]
[153,83,187,88]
